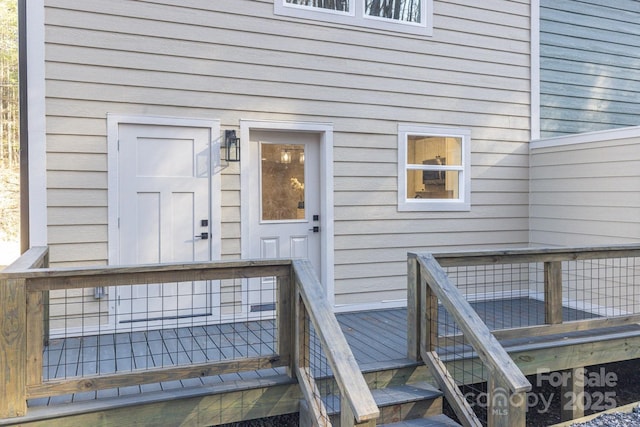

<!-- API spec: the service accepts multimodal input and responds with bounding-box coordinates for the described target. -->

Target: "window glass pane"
[406,170,459,199]
[407,135,461,166]
[285,0,350,12]
[261,143,306,221]
[406,135,462,200]
[365,0,421,22]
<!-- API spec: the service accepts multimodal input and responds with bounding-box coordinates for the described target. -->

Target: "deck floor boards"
[30,297,603,409]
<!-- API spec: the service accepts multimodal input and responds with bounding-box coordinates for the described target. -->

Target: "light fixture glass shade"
[280,150,291,164]
[224,130,240,162]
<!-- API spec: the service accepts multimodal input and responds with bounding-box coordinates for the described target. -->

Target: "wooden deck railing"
[408,252,531,427]
[293,259,379,427]
[0,249,378,426]
[407,244,640,426]
[430,245,640,341]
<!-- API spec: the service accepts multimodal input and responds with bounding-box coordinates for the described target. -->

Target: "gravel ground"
[569,405,640,427]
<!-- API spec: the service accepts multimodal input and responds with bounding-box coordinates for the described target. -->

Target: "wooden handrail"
[2,246,49,273]
[0,258,291,281]
[2,259,291,294]
[412,252,531,395]
[293,259,379,425]
[432,244,640,267]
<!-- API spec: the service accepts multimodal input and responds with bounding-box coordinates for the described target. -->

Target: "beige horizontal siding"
[530,133,640,246]
[48,189,107,206]
[48,243,107,263]
[333,206,528,223]
[48,225,107,243]
[44,0,532,306]
[47,134,106,153]
[47,171,107,189]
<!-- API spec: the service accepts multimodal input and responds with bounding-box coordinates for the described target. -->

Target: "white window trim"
[274,0,433,36]
[397,124,471,212]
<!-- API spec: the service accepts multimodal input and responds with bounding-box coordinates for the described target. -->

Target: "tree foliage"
[0,0,19,242]
[1,0,19,169]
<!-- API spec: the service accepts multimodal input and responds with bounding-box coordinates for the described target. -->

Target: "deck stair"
[323,381,461,427]
[372,383,460,426]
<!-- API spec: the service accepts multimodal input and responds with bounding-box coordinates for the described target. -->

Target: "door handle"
[195,232,209,240]
[308,226,319,233]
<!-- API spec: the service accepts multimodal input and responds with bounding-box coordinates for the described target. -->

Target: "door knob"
[309,226,319,233]
[195,232,209,240]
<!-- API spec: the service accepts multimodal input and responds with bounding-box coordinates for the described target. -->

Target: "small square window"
[275,0,433,36]
[398,125,471,211]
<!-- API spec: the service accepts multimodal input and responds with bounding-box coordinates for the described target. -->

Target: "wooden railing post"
[0,277,27,418]
[488,375,526,427]
[407,255,421,361]
[278,270,295,377]
[561,367,585,422]
[544,261,563,325]
[408,253,437,360]
[341,394,376,427]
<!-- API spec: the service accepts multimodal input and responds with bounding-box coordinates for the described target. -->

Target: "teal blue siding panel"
[540,0,640,137]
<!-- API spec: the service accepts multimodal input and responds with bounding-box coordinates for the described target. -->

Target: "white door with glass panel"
[247,131,321,317]
[116,124,217,326]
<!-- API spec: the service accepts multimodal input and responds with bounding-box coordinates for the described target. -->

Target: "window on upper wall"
[398,125,471,211]
[274,0,433,36]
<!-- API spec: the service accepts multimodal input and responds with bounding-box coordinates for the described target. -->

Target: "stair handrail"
[409,252,532,427]
[292,259,379,427]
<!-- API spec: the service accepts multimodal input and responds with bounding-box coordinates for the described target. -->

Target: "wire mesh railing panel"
[442,256,640,331]
[300,307,335,425]
[444,263,547,330]
[437,303,488,426]
[42,275,279,382]
[562,257,640,319]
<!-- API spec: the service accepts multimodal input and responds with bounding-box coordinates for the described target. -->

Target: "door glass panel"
[261,143,305,221]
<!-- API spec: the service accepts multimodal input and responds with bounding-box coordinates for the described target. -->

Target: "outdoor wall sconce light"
[224,130,240,162]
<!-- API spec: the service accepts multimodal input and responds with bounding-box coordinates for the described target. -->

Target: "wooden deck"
[28,296,599,409]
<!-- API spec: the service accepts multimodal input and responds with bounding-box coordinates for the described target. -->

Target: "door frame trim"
[107,114,222,266]
[240,120,335,306]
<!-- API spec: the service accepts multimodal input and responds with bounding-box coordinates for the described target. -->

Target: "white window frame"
[397,124,471,212]
[274,0,433,36]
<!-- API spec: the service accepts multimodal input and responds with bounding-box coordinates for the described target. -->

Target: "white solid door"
[116,124,217,325]
[247,131,321,316]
